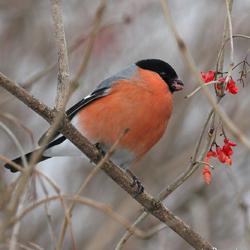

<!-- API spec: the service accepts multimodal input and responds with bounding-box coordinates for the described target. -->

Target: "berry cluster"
[203,138,237,184]
[201,70,238,95]
[199,69,239,184]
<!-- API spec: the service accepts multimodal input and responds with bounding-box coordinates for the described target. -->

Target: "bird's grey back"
[92,64,137,93]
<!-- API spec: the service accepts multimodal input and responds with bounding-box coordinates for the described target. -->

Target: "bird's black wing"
[40,87,110,148]
[66,87,109,120]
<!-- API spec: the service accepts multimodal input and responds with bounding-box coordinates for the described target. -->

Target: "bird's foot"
[126,169,144,196]
[95,142,106,157]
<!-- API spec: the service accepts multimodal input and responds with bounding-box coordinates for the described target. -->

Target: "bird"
[4,59,184,193]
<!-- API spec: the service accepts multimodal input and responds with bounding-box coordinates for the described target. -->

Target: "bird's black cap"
[136,59,184,92]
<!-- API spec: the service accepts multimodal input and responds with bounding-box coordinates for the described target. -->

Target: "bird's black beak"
[171,79,184,92]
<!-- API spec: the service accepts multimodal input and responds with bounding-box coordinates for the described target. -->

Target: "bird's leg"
[95,143,144,195]
[126,169,144,196]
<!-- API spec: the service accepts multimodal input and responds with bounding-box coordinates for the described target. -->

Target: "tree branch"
[0,72,216,250]
[50,0,70,110]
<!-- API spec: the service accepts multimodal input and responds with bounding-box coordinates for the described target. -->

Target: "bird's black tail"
[4,135,66,173]
[4,150,50,173]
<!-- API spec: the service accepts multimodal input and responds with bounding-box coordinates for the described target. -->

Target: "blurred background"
[0,0,250,249]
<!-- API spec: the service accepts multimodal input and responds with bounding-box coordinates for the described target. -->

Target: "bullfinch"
[4,59,184,190]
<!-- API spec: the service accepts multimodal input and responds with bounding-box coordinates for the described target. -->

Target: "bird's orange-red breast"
[76,68,173,163]
[4,59,184,172]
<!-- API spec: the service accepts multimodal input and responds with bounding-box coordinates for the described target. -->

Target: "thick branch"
[0,72,215,250]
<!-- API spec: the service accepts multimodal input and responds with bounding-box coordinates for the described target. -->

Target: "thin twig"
[0,155,23,172]
[0,20,125,108]
[9,195,145,238]
[9,190,27,250]
[225,0,234,67]
[21,21,124,91]
[216,34,250,75]
[8,241,34,250]
[38,0,107,148]
[57,128,128,250]
[38,175,60,250]
[2,2,73,244]
[0,112,35,146]
[27,242,45,250]
[56,2,107,248]
[223,0,234,90]
[50,0,70,111]
[115,212,147,250]
[32,0,72,155]
[216,0,233,73]
[71,0,107,91]
[185,81,220,99]
[0,122,28,170]
[0,121,29,231]
[35,170,77,249]
[139,222,167,239]
[115,108,215,248]
[161,0,250,151]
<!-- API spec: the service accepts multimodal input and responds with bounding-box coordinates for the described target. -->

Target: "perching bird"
[4,59,183,191]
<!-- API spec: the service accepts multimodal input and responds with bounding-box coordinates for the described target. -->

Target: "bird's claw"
[95,142,106,157]
[126,169,144,196]
[131,176,144,196]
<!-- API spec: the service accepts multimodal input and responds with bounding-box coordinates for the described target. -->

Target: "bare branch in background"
[50,0,70,110]
[1,1,72,245]
[161,0,250,151]
[35,170,76,248]
[57,127,128,249]
[225,0,234,67]
[9,191,27,250]
[71,0,108,91]
[9,195,146,238]
[0,121,28,226]
[0,113,35,146]
[216,0,233,74]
